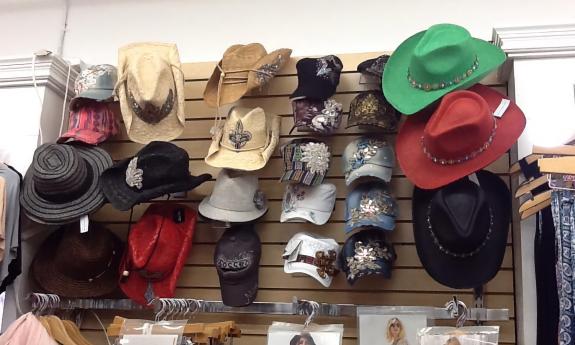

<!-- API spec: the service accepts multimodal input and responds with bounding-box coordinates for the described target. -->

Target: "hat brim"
[204,115,280,171]
[198,197,267,223]
[58,129,108,145]
[412,170,511,289]
[219,273,258,307]
[280,170,326,186]
[383,30,506,115]
[31,229,122,298]
[281,208,332,225]
[117,43,185,144]
[396,84,526,190]
[345,215,395,233]
[284,262,332,288]
[101,159,211,211]
[346,264,392,286]
[345,164,392,186]
[20,145,112,225]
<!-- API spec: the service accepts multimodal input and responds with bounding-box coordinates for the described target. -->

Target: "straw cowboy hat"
[383,23,506,115]
[205,107,280,171]
[203,43,292,107]
[117,42,185,144]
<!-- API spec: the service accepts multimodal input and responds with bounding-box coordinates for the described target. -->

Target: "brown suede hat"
[203,43,292,107]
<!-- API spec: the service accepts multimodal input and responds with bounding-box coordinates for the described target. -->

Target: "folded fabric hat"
[345,181,398,233]
[69,64,117,110]
[20,143,112,225]
[280,139,331,186]
[412,170,511,289]
[58,101,119,145]
[205,107,280,171]
[119,203,196,305]
[281,183,336,225]
[292,98,343,134]
[199,169,267,223]
[283,232,340,287]
[32,223,123,298]
[339,228,396,285]
[342,137,395,186]
[346,90,399,131]
[101,141,211,211]
[383,23,506,115]
[117,42,185,144]
[215,224,261,307]
[204,43,292,107]
[357,55,389,85]
[397,84,526,190]
[290,55,343,100]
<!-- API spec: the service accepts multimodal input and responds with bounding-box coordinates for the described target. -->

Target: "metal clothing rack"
[29,293,509,323]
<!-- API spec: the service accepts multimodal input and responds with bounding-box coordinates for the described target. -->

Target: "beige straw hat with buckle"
[203,43,292,108]
[117,42,185,144]
[205,106,280,171]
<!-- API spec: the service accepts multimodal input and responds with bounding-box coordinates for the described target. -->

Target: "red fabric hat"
[397,84,526,189]
[58,101,118,145]
[119,203,196,306]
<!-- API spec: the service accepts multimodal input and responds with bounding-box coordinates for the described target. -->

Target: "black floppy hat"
[101,141,211,211]
[20,143,112,225]
[214,224,261,307]
[412,170,511,289]
[290,55,343,101]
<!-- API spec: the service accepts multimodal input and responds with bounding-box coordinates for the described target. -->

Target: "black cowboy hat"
[412,170,511,289]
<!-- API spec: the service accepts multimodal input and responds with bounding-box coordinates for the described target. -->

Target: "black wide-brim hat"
[412,170,511,289]
[101,141,211,211]
[20,144,112,225]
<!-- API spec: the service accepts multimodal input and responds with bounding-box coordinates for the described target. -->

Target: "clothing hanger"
[38,316,55,338]
[515,175,547,198]
[518,190,552,214]
[62,320,92,345]
[509,154,542,175]
[533,144,575,156]
[45,315,78,345]
[521,198,553,219]
[539,156,575,175]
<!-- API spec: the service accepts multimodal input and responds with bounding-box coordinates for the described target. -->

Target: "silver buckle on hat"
[125,157,143,189]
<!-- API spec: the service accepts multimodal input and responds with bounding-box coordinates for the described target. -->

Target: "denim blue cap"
[344,181,398,233]
[342,136,395,186]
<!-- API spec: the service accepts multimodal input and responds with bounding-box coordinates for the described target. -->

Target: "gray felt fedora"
[199,169,268,223]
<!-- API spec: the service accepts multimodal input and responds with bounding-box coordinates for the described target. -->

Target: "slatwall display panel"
[90,52,516,344]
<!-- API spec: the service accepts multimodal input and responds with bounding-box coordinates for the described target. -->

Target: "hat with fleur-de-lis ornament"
[205,106,281,171]
[101,141,211,211]
[383,23,506,115]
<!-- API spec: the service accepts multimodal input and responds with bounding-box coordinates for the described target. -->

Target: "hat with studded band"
[101,141,211,211]
[345,181,398,233]
[412,170,511,289]
[280,139,331,186]
[383,23,506,115]
[342,136,395,186]
[205,107,280,171]
[396,84,525,190]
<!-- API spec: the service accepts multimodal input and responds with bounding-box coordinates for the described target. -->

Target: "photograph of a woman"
[290,333,317,345]
[444,337,461,345]
[386,317,409,345]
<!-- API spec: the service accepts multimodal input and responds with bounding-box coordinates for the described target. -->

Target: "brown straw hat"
[31,223,123,298]
[203,43,292,108]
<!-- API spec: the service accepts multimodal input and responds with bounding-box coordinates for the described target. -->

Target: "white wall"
[1,0,575,63]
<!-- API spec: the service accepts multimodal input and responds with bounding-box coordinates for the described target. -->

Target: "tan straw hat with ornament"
[205,106,280,171]
[203,43,292,108]
[117,42,185,144]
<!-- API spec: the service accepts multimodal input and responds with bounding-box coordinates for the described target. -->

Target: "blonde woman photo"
[386,318,409,345]
[444,337,462,345]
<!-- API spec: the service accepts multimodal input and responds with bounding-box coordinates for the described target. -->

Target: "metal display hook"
[445,296,468,328]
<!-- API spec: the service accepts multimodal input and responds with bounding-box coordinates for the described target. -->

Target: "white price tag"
[80,215,89,233]
[493,98,511,118]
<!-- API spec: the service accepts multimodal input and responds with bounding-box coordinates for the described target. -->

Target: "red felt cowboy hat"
[397,84,526,189]
[119,203,196,306]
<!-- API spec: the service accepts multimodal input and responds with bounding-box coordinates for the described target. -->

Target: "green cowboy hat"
[383,23,506,115]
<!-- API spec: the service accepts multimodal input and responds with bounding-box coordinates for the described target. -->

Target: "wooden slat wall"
[86,52,516,344]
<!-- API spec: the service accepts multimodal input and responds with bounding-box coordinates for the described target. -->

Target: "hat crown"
[423,91,494,161]
[209,170,265,212]
[343,137,395,174]
[409,24,476,86]
[54,225,119,282]
[283,183,336,212]
[222,44,267,71]
[286,233,338,257]
[346,182,398,218]
[429,178,492,255]
[32,144,91,201]
[215,225,261,280]
[132,142,191,190]
[75,64,117,96]
[221,107,267,151]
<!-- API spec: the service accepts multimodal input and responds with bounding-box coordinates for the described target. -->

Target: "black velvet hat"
[101,141,211,211]
[290,55,343,101]
[412,170,511,289]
